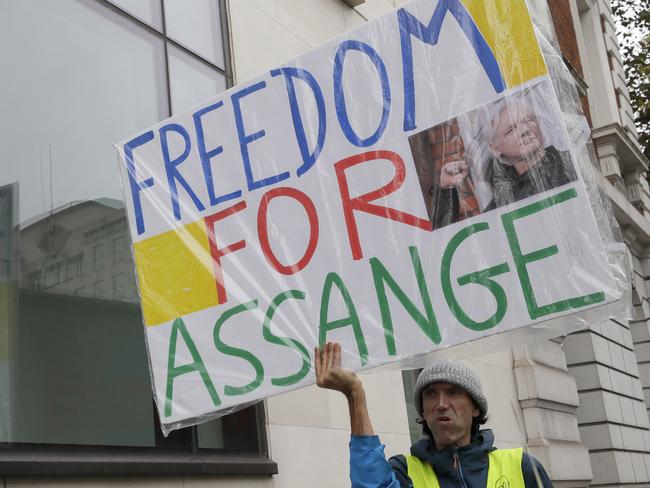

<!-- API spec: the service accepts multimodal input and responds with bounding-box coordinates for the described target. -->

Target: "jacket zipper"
[452,450,469,488]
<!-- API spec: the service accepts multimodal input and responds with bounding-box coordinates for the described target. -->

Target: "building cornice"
[592,123,649,172]
[577,0,595,13]
[594,170,650,253]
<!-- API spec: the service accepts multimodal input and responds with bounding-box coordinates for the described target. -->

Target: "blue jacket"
[350,430,553,488]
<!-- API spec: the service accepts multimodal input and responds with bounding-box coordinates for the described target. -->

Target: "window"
[402,370,425,445]
[25,270,41,291]
[66,253,83,280]
[0,229,7,278]
[94,279,106,298]
[112,236,126,262]
[93,243,105,270]
[0,0,271,476]
[112,272,125,300]
[43,261,64,289]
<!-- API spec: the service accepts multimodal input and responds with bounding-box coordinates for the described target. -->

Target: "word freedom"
[124,0,505,236]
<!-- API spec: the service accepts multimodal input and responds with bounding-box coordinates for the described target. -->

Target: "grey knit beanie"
[413,361,488,417]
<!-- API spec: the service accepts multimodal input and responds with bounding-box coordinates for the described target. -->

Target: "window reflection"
[0,183,18,442]
[0,0,262,456]
[20,200,138,304]
[164,0,225,68]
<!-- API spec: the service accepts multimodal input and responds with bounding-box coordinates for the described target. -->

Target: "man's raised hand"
[314,342,375,435]
[315,342,361,398]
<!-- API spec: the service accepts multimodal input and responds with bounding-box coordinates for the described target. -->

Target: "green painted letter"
[441,222,510,330]
[501,188,604,319]
[214,300,265,396]
[263,290,312,386]
[319,272,368,366]
[371,246,440,355]
[164,317,221,417]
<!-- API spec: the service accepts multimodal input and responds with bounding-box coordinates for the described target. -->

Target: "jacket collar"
[410,429,496,475]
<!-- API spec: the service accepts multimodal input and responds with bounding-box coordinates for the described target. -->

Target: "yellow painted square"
[134,220,218,326]
[462,0,547,89]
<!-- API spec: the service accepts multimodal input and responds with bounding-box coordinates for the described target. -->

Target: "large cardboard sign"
[117,0,618,429]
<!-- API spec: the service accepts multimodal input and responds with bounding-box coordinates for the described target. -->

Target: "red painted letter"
[335,150,431,260]
[257,187,319,275]
[204,200,247,304]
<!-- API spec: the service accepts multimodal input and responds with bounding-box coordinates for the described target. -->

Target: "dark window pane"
[14,289,156,447]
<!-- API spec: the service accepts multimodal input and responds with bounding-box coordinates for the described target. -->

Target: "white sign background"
[117,0,618,429]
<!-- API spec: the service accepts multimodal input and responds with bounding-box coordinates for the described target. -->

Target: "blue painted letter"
[232,81,290,191]
[160,123,206,221]
[398,0,505,131]
[193,102,242,206]
[270,67,327,177]
[124,131,155,236]
[333,40,391,148]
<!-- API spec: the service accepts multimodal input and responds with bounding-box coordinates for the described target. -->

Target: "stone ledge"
[528,442,593,483]
[516,364,580,406]
[523,407,582,443]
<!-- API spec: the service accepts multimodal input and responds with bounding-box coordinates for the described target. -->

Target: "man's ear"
[472,401,480,418]
[488,143,500,158]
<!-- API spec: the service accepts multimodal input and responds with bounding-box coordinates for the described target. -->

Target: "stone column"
[564,315,650,485]
[514,340,593,487]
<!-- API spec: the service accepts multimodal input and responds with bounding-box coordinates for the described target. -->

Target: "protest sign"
[116,0,621,432]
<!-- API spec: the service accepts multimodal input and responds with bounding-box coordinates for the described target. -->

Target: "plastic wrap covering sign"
[117,0,621,432]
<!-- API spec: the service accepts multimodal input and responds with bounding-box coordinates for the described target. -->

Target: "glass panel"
[0,0,168,446]
[168,44,227,114]
[197,419,225,449]
[0,0,256,454]
[14,292,154,446]
[402,370,425,445]
[0,184,18,441]
[198,407,260,451]
[108,0,163,31]
[164,0,225,68]
[0,0,167,225]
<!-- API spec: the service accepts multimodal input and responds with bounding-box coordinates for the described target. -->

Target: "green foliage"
[611,0,650,159]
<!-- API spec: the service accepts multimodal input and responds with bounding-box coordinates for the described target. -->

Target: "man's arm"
[314,342,373,435]
[315,342,402,488]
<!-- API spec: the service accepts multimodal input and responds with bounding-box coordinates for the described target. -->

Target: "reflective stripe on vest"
[406,448,525,488]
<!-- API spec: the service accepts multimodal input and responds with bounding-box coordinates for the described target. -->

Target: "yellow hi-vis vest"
[406,448,524,488]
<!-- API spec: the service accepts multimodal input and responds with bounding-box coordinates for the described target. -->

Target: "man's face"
[489,104,544,163]
[422,382,479,450]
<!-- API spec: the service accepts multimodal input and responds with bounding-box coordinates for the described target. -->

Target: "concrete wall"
[228,0,399,84]
[576,0,637,138]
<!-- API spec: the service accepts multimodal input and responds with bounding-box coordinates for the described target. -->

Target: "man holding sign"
[316,342,553,487]
[115,0,620,438]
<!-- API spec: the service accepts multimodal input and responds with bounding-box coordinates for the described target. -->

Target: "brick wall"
[548,0,584,76]
[547,0,593,126]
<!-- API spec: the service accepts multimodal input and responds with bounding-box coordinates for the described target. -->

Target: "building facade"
[0,0,648,486]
